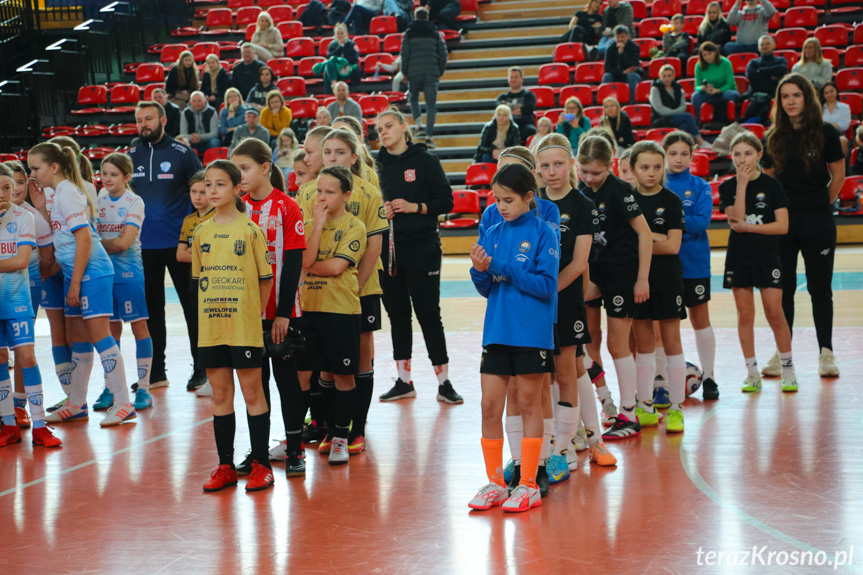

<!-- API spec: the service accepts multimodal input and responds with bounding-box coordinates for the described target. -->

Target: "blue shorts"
[64,275,114,319]
[111,282,149,323]
[0,317,36,348]
[41,272,65,310]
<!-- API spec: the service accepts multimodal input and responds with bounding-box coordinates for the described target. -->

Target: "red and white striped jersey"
[243,189,306,319]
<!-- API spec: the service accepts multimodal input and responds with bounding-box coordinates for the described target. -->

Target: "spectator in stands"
[131,101,204,389]
[228,108,271,155]
[247,11,284,62]
[724,0,775,55]
[649,64,708,146]
[219,87,247,146]
[345,0,384,35]
[180,91,221,155]
[740,35,787,120]
[375,56,406,92]
[475,104,521,162]
[402,7,448,148]
[166,50,199,108]
[201,54,231,110]
[601,97,636,149]
[316,106,333,127]
[697,2,732,51]
[496,67,537,143]
[384,0,414,30]
[820,82,851,158]
[792,38,832,90]
[692,41,739,122]
[152,88,181,138]
[602,25,642,104]
[420,0,460,31]
[232,44,265,101]
[556,96,593,151]
[597,0,634,56]
[274,128,299,177]
[561,0,603,46]
[326,81,363,122]
[662,14,691,63]
[529,116,554,154]
[246,66,277,111]
[326,23,362,91]
[261,90,294,147]
[851,126,863,177]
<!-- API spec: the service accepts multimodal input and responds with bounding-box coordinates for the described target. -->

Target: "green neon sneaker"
[636,406,661,427]
[665,408,684,433]
[741,375,762,393]
[781,376,798,393]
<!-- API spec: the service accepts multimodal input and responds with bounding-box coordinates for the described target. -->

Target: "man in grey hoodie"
[724,0,775,55]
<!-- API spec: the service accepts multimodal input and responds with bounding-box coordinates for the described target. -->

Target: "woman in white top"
[791,38,832,90]
[248,11,284,62]
[820,81,851,157]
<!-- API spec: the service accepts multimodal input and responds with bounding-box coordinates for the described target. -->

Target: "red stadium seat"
[143,83,165,100]
[686,0,710,13]
[269,57,295,77]
[610,0,646,19]
[645,128,675,142]
[135,64,165,84]
[192,42,220,62]
[648,57,681,79]
[203,147,229,166]
[440,190,481,229]
[553,43,587,64]
[699,100,735,124]
[686,55,698,77]
[456,0,479,23]
[855,24,863,45]
[837,68,863,92]
[814,25,848,48]
[821,47,840,68]
[318,37,334,56]
[108,84,141,110]
[539,63,571,85]
[560,85,593,107]
[353,35,381,55]
[840,94,862,116]
[290,97,318,118]
[82,147,116,161]
[650,0,681,18]
[598,83,630,105]
[638,18,670,39]
[635,38,660,59]
[286,37,315,58]
[77,85,108,107]
[678,78,695,98]
[160,44,189,64]
[361,53,395,76]
[205,8,233,31]
[277,76,306,97]
[544,108,564,123]
[690,153,710,176]
[268,5,294,23]
[783,7,817,28]
[259,0,285,7]
[297,56,325,77]
[622,104,651,127]
[635,81,652,103]
[359,95,389,117]
[278,21,304,40]
[369,15,398,35]
[734,75,748,93]
[683,16,701,35]
[574,62,603,83]
[236,6,262,27]
[728,52,757,75]
[228,0,255,8]
[741,123,765,139]
[465,163,497,187]
[245,23,257,42]
[774,28,809,50]
[583,106,604,125]
[383,34,402,53]
[840,176,863,205]
[793,0,825,6]
[529,86,556,108]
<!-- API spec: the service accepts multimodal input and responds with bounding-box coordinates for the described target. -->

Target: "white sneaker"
[45,402,88,423]
[601,398,618,427]
[468,482,509,510]
[563,447,579,471]
[572,427,589,452]
[195,382,213,397]
[149,378,170,389]
[761,352,781,378]
[502,484,542,513]
[268,439,287,462]
[100,404,136,427]
[819,348,839,377]
[328,437,349,465]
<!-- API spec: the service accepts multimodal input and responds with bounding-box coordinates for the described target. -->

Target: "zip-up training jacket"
[665,168,712,279]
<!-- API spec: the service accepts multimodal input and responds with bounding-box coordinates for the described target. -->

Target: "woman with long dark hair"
[761,73,845,378]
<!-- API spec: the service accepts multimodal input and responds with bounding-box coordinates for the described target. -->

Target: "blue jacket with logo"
[129,135,203,250]
[470,210,559,350]
[665,168,712,279]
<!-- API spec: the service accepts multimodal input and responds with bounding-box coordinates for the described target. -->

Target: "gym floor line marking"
[0,416,214,500]
[680,361,863,573]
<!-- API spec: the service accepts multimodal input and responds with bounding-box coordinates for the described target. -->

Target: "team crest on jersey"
[519,240,531,252]
[598,202,606,212]
[684,190,692,198]
[234,240,246,255]
[756,193,766,201]
[349,240,361,252]
[560,213,570,224]
[5,222,17,234]
[335,230,343,242]
[295,220,304,235]
[118,208,127,217]
[379,206,386,219]
[200,277,209,292]
[201,243,211,253]
[404,169,416,182]
[656,207,665,216]
[265,251,273,265]
[160,161,171,173]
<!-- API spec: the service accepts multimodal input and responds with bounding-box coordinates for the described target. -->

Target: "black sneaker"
[436,380,463,404]
[186,369,208,392]
[537,465,549,498]
[285,450,306,478]
[602,415,642,440]
[379,378,417,402]
[236,450,254,476]
[301,420,328,444]
[507,464,521,494]
[702,377,719,400]
[587,361,605,383]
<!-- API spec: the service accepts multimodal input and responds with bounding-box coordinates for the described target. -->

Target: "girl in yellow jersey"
[296,165,367,465]
[192,160,274,493]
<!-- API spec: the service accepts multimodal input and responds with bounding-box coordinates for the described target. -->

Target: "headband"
[498,153,535,169]
[537,145,573,158]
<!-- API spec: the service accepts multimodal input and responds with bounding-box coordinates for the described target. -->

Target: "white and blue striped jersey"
[0,205,37,319]
[49,179,114,281]
[18,202,53,289]
[97,189,145,284]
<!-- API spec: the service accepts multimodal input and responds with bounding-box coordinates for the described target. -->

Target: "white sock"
[583,350,594,368]
[96,338,130,406]
[595,383,611,402]
[668,353,686,406]
[745,357,759,377]
[636,352,656,410]
[396,359,411,383]
[694,326,716,380]
[0,367,12,420]
[505,415,523,463]
[780,350,794,378]
[576,373,600,444]
[655,346,668,382]
[553,402,580,456]
[612,354,637,413]
[541,418,553,464]
[433,364,448,386]
[550,381,560,409]
[136,337,153,392]
[69,346,94,407]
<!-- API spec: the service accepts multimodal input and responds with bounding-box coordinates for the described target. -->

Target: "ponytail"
[230,138,285,192]
[49,135,94,184]
[30,141,96,220]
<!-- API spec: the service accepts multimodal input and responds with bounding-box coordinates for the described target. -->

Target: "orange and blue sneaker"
[203,464,238,492]
[32,426,63,448]
[468,483,509,510]
[99,404,136,427]
[45,403,88,423]
[245,461,275,492]
[502,484,542,513]
[347,434,365,455]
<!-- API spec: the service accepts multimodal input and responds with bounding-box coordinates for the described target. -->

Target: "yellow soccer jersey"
[362,162,380,189]
[192,214,273,348]
[179,208,215,247]
[301,212,367,315]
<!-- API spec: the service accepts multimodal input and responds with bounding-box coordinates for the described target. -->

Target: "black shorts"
[723,265,783,289]
[553,325,584,360]
[683,277,711,308]
[632,289,687,321]
[585,297,603,308]
[294,312,362,375]
[360,294,382,333]
[199,345,263,370]
[481,344,553,376]
[591,261,638,319]
[557,297,591,348]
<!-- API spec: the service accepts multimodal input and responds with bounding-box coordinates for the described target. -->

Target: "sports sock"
[505,415,523,463]
[480,437,506,487]
[319,378,337,433]
[540,418,553,463]
[780,350,795,378]
[52,345,73,396]
[247,411,272,469]
[0,363,14,426]
[277,370,305,453]
[22,366,45,429]
[583,350,594,368]
[667,353,686,407]
[95,336,130,405]
[213,412,236,467]
[553,401,579,456]
[135,337,153,392]
[636,352,656,410]
[69,342,94,407]
[333,386,355,439]
[396,359,411,383]
[308,374,325,426]
[550,381,560,410]
[595,383,611,402]
[612,354,637,412]
[576,372,601,443]
[694,326,716,380]
[655,346,668,383]
[745,357,759,377]
[13,392,27,410]
[351,371,374,437]
[519,437,543,489]
[433,364,448,386]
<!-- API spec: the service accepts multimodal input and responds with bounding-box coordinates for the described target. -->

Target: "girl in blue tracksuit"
[661,131,718,402]
[468,163,559,515]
